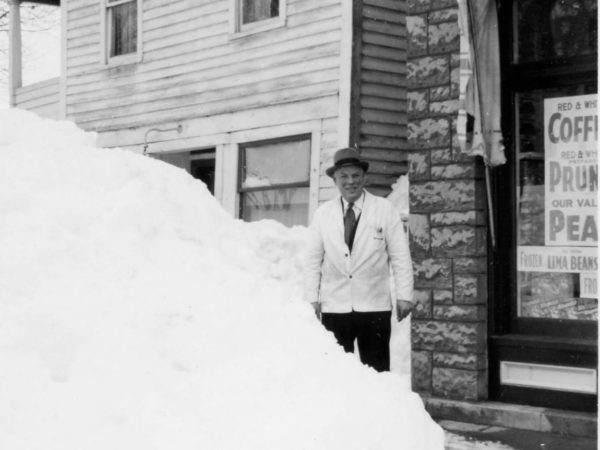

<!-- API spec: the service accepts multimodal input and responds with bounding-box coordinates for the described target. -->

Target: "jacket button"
[349,275,352,279]
[345,253,348,257]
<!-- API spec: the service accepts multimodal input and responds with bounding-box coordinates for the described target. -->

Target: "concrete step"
[442,420,598,450]
[423,396,597,439]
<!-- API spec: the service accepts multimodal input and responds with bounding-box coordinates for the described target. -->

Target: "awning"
[457,0,506,167]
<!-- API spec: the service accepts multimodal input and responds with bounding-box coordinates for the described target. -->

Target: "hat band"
[335,158,364,167]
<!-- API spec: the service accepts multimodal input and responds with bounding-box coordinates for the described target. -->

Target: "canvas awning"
[457,0,506,248]
[457,0,506,167]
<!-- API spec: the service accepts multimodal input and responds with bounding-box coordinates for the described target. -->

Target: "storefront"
[406,0,596,414]
[490,0,597,411]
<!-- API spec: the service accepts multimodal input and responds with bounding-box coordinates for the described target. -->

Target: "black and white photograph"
[0,0,597,448]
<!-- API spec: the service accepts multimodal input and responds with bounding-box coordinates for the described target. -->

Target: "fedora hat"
[325,147,369,178]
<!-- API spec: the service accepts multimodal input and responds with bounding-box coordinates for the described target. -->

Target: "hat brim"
[325,160,369,178]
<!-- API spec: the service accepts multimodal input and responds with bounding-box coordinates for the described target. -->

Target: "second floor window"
[106,0,138,60]
[242,0,279,25]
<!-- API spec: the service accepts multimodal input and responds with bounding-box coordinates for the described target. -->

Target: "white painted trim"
[8,0,22,107]
[336,0,353,148]
[228,0,238,35]
[59,1,67,119]
[214,144,227,208]
[136,0,143,63]
[100,0,107,65]
[229,120,321,144]
[309,123,321,222]
[220,142,240,218]
[500,361,598,394]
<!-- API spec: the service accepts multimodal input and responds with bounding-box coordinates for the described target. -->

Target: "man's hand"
[396,300,413,322]
[311,302,321,320]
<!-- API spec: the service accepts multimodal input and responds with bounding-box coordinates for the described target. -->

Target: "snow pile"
[0,109,444,450]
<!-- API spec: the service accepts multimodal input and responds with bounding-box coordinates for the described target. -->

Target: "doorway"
[190,150,215,195]
[154,148,216,195]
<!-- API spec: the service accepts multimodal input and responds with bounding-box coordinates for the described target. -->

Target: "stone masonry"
[406,0,488,400]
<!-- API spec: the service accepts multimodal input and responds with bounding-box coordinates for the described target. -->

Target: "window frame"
[100,0,143,66]
[237,134,312,225]
[229,0,286,39]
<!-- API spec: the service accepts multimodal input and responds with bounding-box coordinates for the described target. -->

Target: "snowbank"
[0,109,444,450]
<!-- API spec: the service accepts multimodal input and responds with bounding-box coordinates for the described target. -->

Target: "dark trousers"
[321,311,392,372]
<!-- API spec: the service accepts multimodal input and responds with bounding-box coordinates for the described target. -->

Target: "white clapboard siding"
[15,78,60,120]
[65,0,344,135]
[67,24,340,93]
[67,7,340,83]
[68,42,340,112]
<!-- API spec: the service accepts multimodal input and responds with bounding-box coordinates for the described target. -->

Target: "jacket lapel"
[333,196,346,245]
[353,190,370,248]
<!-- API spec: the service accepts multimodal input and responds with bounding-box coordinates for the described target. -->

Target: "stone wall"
[406,0,488,400]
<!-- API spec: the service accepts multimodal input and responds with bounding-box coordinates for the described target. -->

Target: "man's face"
[333,165,366,202]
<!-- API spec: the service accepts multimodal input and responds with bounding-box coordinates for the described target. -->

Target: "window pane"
[515,0,597,63]
[241,138,310,188]
[516,85,598,321]
[110,1,137,57]
[242,0,279,24]
[242,187,309,227]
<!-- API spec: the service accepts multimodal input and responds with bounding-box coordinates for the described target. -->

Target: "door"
[490,0,598,411]
[190,150,216,195]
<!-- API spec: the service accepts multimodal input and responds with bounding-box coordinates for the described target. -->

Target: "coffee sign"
[544,95,598,246]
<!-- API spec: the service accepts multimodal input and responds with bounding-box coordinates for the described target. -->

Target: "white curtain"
[457,0,506,167]
[110,1,137,57]
[243,0,277,24]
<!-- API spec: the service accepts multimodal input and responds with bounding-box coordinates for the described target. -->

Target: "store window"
[492,0,597,411]
[515,0,596,63]
[239,136,310,227]
[512,0,598,321]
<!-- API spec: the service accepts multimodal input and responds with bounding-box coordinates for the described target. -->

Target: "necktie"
[344,202,357,251]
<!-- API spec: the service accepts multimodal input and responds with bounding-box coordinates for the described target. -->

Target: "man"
[304,147,414,372]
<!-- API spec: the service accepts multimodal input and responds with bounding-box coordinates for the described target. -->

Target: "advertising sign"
[518,246,598,273]
[518,246,598,299]
[581,272,598,299]
[544,94,598,247]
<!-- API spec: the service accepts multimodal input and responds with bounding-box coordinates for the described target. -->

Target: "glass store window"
[239,135,311,227]
[516,86,597,321]
[515,0,596,62]
[492,0,597,411]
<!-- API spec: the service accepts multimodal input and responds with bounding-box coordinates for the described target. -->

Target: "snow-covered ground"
[446,433,515,450]
[0,109,445,449]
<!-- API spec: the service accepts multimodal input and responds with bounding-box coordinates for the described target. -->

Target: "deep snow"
[0,109,444,449]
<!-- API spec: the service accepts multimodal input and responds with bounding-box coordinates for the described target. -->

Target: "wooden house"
[8,0,408,226]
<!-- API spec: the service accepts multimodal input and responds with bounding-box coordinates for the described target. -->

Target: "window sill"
[229,17,286,40]
[104,52,142,67]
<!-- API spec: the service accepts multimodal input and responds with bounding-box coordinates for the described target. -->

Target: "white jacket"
[303,191,414,313]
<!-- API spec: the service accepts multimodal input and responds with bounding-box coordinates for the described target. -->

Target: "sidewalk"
[442,420,598,450]
[421,397,597,450]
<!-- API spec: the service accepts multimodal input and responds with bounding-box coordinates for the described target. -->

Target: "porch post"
[8,0,23,107]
